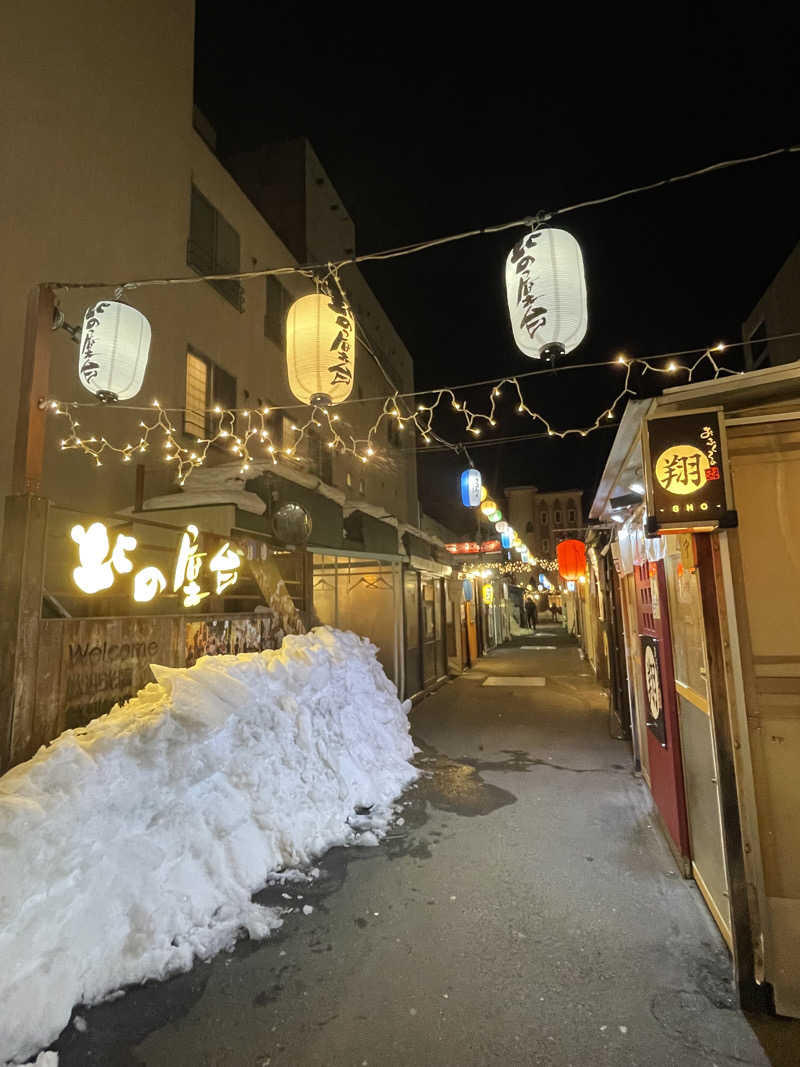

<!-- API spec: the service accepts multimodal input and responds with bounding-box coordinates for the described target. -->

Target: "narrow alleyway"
[54,627,798,1066]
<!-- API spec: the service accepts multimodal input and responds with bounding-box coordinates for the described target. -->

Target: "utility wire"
[46,144,799,292]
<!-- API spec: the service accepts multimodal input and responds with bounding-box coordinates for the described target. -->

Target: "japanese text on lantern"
[71,522,242,607]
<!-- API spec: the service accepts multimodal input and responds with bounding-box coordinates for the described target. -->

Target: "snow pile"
[0,628,417,1065]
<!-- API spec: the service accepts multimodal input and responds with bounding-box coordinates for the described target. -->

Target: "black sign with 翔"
[643,407,736,534]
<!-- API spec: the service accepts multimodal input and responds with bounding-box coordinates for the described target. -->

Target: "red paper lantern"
[557,539,586,581]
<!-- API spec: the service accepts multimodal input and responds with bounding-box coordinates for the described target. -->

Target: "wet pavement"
[53,625,800,1066]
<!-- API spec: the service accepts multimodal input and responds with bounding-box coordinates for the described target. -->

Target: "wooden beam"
[12,285,54,494]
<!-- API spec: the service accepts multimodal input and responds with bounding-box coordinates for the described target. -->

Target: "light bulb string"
[47,344,742,480]
[44,144,798,293]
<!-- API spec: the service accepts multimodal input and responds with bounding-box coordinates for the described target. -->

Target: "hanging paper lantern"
[488,508,502,523]
[557,539,587,581]
[505,227,588,360]
[286,293,355,406]
[78,301,151,402]
[501,530,513,550]
[480,498,496,517]
[480,485,488,502]
[495,521,508,534]
[460,468,482,507]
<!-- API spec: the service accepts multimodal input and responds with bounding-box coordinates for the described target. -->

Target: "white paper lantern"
[78,300,151,401]
[286,294,355,406]
[505,228,588,360]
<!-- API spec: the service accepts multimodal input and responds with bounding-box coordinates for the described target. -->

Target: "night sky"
[195,7,799,525]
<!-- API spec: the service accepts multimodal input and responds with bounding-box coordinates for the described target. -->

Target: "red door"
[635,560,691,862]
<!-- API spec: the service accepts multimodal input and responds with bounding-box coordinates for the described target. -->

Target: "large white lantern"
[78,300,151,401]
[505,227,588,360]
[286,293,355,406]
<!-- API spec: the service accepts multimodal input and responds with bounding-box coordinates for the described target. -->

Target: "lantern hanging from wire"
[501,530,513,550]
[557,539,587,581]
[480,498,497,517]
[488,508,502,523]
[495,521,508,533]
[460,468,482,507]
[505,227,588,361]
[78,301,151,402]
[286,293,355,406]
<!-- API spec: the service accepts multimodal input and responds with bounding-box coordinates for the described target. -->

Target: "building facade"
[742,240,800,371]
[0,0,456,768]
[505,485,584,562]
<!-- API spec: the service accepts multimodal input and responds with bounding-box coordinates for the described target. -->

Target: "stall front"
[592,364,800,1017]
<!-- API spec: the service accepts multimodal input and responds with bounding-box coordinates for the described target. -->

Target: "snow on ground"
[0,628,417,1066]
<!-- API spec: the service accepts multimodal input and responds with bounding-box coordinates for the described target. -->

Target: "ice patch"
[0,627,417,1065]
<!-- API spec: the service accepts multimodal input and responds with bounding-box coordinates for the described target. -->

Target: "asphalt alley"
[54,626,799,1066]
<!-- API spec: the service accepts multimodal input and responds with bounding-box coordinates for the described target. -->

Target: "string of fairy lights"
[46,336,781,483]
[43,143,800,484]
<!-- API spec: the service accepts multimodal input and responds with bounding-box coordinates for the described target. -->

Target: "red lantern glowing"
[557,539,586,581]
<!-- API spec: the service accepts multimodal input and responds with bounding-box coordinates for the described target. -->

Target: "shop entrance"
[664,536,731,946]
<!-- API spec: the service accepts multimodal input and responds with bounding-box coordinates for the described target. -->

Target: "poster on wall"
[641,634,667,747]
[643,407,736,533]
[185,606,305,667]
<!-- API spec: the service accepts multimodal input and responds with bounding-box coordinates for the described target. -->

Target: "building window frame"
[184,348,237,440]
[187,184,244,312]
[265,276,290,345]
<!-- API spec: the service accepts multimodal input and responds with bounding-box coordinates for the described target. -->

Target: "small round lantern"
[481,498,496,517]
[495,521,508,533]
[286,293,355,406]
[505,227,588,360]
[488,509,502,523]
[460,468,482,507]
[78,300,151,401]
[501,530,513,550]
[557,539,586,581]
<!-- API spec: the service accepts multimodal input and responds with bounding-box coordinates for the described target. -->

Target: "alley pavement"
[54,625,799,1066]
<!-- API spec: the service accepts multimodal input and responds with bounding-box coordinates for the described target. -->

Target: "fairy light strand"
[47,344,744,481]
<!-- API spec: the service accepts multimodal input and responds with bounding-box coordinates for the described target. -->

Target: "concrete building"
[504,485,584,562]
[742,240,800,370]
[0,0,417,536]
[0,0,452,768]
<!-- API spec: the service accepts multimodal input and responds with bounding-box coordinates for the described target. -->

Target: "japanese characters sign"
[70,522,243,608]
[643,408,734,533]
[641,635,667,747]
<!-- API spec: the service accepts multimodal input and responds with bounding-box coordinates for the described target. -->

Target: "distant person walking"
[525,596,538,631]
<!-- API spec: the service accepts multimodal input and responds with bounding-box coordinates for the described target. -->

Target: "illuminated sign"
[643,408,735,534]
[445,542,481,555]
[480,540,502,553]
[71,522,243,607]
[482,584,494,605]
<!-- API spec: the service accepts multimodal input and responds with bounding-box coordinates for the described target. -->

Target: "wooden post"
[0,285,54,770]
[13,285,54,494]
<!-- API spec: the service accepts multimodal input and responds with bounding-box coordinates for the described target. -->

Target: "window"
[525,520,534,533]
[359,478,365,495]
[387,418,401,448]
[554,510,562,525]
[188,185,244,311]
[265,276,290,345]
[184,350,236,438]
[346,472,353,489]
[567,508,577,523]
[540,511,549,525]
[541,537,550,553]
[748,320,768,368]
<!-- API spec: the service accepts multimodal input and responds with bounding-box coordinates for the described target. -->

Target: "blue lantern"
[460,468,482,507]
[501,530,513,550]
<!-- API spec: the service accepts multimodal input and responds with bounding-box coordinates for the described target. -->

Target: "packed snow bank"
[0,628,417,1065]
